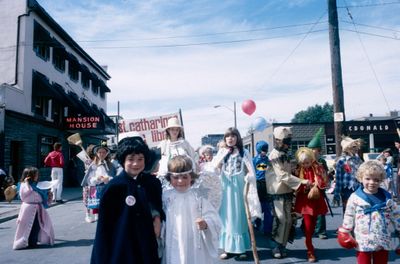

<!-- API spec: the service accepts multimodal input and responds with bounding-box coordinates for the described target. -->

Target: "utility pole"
[233,101,237,128]
[328,0,345,155]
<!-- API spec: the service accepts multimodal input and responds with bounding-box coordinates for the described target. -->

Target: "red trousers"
[303,214,318,253]
[356,250,388,264]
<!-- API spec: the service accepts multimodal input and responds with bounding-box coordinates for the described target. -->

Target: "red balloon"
[241,99,256,116]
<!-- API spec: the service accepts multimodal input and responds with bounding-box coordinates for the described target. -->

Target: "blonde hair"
[295,147,315,163]
[356,160,386,182]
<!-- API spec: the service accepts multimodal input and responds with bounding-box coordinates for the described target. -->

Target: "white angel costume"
[197,161,222,211]
[162,188,221,264]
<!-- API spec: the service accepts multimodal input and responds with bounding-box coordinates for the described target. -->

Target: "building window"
[91,79,99,95]
[39,135,58,168]
[69,64,79,82]
[67,53,80,82]
[100,89,105,99]
[33,21,51,61]
[51,100,63,125]
[52,39,66,72]
[81,64,90,89]
[33,96,50,118]
[82,75,90,89]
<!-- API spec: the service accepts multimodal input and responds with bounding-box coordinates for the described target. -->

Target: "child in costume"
[91,137,164,264]
[293,147,328,263]
[81,143,116,223]
[162,155,221,264]
[157,117,197,188]
[338,160,400,264]
[13,167,55,250]
[213,127,261,260]
[334,136,363,215]
[379,156,394,197]
[197,145,221,210]
[266,126,310,259]
[252,140,273,235]
[307,128,329,239]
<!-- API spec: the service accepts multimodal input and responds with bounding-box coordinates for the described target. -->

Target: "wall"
[0,0,26,85]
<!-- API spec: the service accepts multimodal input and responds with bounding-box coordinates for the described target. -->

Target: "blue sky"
[37,0,400,147]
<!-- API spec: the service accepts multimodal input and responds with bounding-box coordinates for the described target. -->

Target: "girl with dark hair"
[81,143,116,223]
[213,127,261,260]
[13,167,54,249]
[91,137,164,264]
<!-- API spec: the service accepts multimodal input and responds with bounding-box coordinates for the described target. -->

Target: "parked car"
[362,152,380,161]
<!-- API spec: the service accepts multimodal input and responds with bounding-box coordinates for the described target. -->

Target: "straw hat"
[4,185,17,203]
[341,136,360,151]
[165,117,182,130]
[273,126,292,140]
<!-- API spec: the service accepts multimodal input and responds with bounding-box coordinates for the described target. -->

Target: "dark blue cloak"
[91,171,164,264]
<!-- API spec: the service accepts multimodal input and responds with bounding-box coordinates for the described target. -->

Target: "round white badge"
[125,195,136,206]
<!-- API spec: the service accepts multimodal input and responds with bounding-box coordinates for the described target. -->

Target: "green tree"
[291,102,333,123]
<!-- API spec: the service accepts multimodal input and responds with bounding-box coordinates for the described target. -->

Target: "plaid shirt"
[334,154,362,196]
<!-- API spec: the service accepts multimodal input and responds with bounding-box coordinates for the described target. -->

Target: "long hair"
[20,167,39,183]
[165,127,185,140]
[223,127,244,157]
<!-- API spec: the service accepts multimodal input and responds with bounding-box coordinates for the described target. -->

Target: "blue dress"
[219,153,251,253]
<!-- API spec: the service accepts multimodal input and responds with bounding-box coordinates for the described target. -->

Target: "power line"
[76,21,328,43]
[340,28,400,40]
[338,1,400,8]
[84,29,328,49]
[343,2,393,114]
[265,11,328,83]
[340,20,400,33]
[0,29,328,50]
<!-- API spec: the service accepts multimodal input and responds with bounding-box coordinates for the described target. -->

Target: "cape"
[91,171,164,264]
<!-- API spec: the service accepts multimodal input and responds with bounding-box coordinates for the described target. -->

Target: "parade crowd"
[5,117,400,264]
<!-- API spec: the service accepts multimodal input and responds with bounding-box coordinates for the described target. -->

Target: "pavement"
[0,187,82,224]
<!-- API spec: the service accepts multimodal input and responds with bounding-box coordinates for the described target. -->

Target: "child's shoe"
[85,213,95,223]
[307,251,316,262]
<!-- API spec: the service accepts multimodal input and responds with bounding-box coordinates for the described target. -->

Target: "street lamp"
[214,101,237,128]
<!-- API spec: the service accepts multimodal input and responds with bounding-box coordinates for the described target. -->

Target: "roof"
[27,0,111,80]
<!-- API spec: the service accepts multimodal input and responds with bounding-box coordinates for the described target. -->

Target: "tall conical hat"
[307,127,323,149]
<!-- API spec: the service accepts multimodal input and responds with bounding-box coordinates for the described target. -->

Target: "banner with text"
[118,112,180,148]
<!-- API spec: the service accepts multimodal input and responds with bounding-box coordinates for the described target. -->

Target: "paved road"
[0,200,96,264]
[0,197,398,263]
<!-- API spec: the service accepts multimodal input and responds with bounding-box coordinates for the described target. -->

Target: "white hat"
[341,136,360,151]
[273,126,292,140]
[118,131,144,143]
[165,117,182,130]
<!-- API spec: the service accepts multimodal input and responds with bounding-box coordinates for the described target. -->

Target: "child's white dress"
[162,188,221,264]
